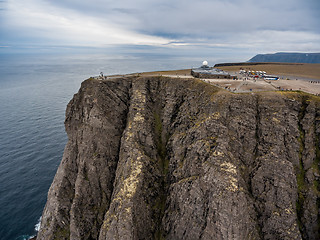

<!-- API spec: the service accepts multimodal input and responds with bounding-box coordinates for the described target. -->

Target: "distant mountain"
[248,52,320,63]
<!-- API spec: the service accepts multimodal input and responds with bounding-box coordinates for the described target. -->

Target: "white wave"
[35,216,42,232]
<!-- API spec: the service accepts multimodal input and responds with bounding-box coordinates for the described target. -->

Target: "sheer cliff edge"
[37,76,320,239]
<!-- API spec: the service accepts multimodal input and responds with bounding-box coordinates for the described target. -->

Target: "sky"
[0,0,319,61]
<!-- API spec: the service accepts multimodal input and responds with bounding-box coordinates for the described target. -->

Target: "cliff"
[37,76,320,240]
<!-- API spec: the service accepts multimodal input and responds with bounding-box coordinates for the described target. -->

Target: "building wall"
[191,70,233,79]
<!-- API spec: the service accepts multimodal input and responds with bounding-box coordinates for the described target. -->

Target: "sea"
[0,50,217,240]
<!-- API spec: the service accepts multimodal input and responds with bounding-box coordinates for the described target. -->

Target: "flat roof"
[192,67,230,76]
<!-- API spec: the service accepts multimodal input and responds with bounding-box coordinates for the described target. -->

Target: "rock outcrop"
[37,76,320,239]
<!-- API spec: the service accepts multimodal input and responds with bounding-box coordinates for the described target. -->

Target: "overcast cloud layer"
[1,0,320,55]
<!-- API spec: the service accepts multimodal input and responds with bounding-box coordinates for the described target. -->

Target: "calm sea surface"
[0,52,199,240]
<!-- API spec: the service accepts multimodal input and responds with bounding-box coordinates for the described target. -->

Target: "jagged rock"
[37,76,320,240]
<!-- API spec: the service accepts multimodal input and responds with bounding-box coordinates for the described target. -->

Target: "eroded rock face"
[37,76,320,240]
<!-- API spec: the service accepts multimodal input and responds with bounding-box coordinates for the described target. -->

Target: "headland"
[37,74,320,239]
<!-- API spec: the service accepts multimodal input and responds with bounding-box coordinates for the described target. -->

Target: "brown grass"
[138,69,192,76]
[106,69,192,78]
[216,63,320,80]
[107,63,319,80]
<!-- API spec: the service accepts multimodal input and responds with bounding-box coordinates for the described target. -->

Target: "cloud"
[1,0,320,53]
[49,0,320,34]
[3,0,171,46]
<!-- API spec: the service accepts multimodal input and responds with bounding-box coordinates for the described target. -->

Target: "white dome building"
[191,61,234,79]
[202,61,208,66]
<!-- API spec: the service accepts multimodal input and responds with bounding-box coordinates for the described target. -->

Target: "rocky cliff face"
[37,76,320,240]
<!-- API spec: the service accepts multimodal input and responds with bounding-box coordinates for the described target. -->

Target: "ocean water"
[0,52,201,240]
